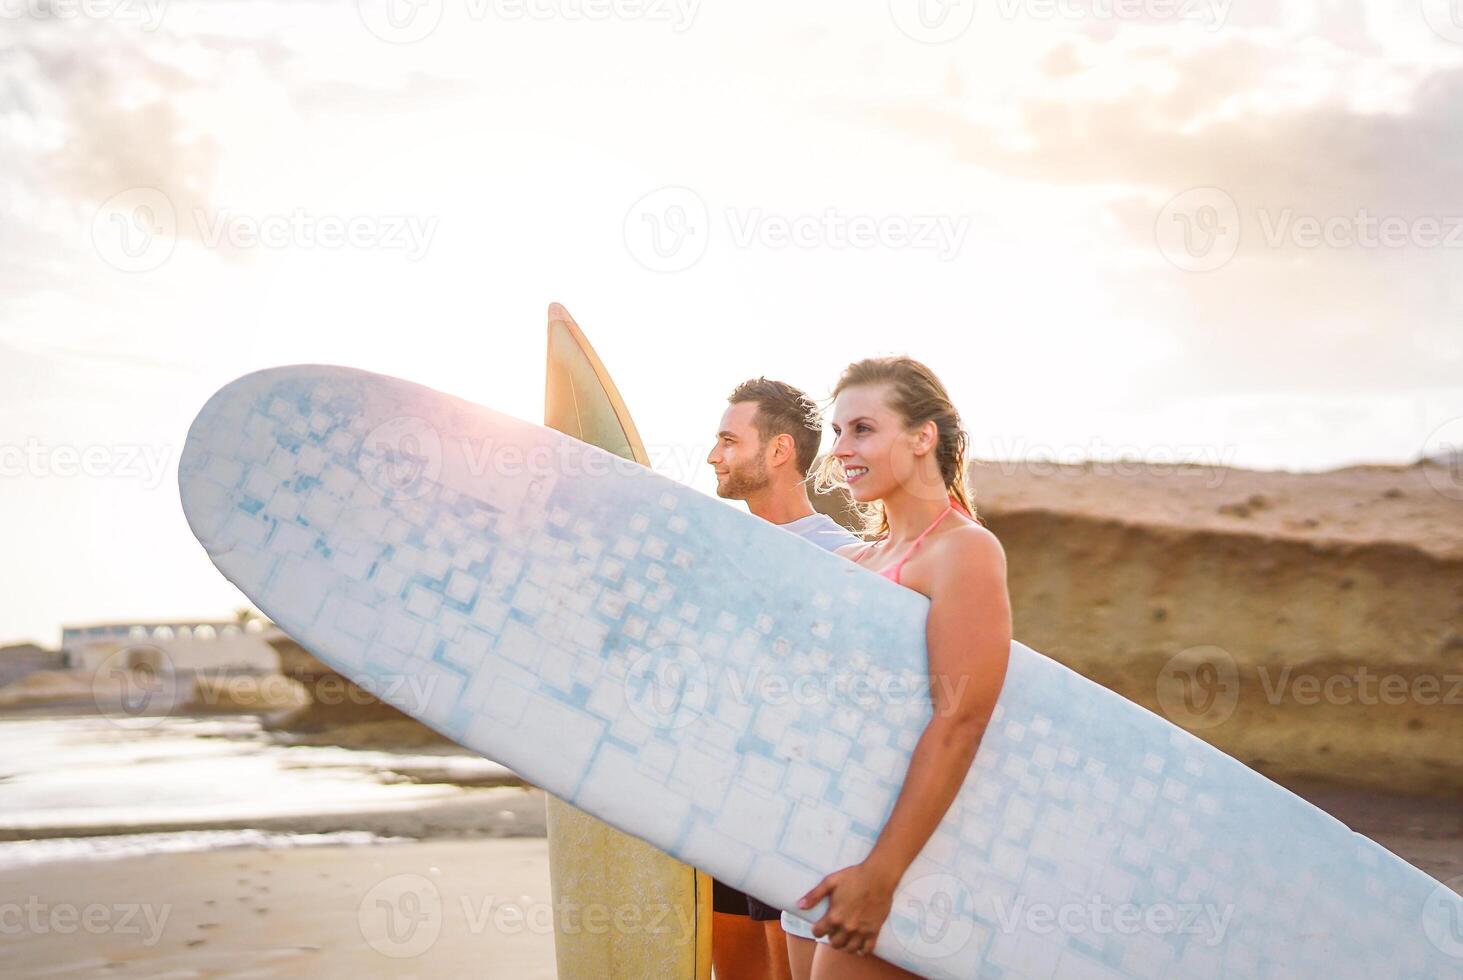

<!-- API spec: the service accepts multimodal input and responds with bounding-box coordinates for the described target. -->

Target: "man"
[704,377,860,980]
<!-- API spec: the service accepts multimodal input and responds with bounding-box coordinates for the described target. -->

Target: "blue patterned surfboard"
[178,365,1462,980]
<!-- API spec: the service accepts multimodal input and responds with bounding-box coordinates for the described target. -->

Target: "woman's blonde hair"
[812,356,978,539]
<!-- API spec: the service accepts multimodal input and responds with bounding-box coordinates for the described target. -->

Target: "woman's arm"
[797,526,1012,954]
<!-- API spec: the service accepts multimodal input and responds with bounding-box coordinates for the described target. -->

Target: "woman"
[782,356,1012,979]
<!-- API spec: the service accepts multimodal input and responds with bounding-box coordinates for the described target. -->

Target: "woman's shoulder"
[834,539,873,560]
[929,519,1005,570]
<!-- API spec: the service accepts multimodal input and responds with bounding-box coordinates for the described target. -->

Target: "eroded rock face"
[966,459,1463,798]
[263,636,452,745]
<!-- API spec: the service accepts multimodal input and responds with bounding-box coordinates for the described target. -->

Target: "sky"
[2,0,1461,646]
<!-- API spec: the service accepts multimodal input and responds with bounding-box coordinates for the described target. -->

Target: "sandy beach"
[0,836,556,979]
[0,778,1459,979]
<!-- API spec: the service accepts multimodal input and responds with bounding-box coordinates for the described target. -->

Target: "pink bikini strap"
[853,502,955,572]
[893,503,954,574]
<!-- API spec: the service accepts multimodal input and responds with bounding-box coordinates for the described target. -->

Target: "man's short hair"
[727,378,823,477]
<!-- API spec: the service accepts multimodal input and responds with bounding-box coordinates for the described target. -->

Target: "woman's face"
[829,384,941,505]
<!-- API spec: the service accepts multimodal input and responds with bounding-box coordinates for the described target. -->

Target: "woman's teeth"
[846,466,868,482]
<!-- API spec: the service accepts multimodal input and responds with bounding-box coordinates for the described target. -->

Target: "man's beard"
[716,459,770,499]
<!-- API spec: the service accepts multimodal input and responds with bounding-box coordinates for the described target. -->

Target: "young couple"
[703,357,1013,980]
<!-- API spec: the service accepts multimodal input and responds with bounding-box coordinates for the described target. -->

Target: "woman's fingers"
[798,873,836,910]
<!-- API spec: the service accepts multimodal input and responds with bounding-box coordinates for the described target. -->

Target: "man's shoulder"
[784,513,862,553]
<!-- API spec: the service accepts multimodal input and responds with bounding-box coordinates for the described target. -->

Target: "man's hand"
[797,859,899,956]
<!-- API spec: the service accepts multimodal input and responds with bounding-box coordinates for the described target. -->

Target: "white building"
[61,620,282,676]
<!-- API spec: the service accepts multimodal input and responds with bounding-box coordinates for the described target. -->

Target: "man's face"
[707,401,770,500]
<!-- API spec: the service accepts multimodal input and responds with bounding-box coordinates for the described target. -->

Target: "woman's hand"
[796,858,901,956]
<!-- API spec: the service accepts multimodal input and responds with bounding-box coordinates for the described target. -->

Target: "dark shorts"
[711,877,780,921]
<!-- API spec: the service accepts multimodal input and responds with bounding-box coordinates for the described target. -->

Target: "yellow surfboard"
[542,303,713,980]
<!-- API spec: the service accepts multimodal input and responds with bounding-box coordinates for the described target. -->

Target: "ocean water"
[0,714,517,844]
